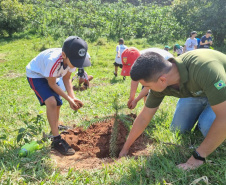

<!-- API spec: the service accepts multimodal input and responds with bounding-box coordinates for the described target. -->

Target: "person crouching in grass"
[26,36,91,155]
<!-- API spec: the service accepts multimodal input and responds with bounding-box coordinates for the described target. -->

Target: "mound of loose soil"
[50,114,153,171]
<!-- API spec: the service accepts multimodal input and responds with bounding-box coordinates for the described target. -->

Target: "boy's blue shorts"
[27,77,63,106]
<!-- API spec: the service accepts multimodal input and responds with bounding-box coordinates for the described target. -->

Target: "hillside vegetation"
[0,0,225,48]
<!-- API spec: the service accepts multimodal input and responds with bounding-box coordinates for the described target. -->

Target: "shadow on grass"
[110,76,126,84]
[0,31,35,44]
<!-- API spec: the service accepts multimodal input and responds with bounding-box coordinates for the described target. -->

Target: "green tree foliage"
[0,0,33,36]
[0,0,225,46]
[102,0,173,6]
[172,0,226,46]
[26,0,181,43]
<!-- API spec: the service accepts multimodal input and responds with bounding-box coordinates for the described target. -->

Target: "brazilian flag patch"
[214,80,226,90]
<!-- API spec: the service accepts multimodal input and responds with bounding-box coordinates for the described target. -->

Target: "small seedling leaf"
[28,125,36,130]
[17,133,23,143]
[0,134,7,140]
[24,138,29,143]
[18,128,26,133]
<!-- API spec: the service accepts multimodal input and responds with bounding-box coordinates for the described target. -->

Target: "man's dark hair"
[119,38,124,44]
[130,51,172,82]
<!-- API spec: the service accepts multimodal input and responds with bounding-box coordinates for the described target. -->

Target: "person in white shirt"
[173,44,183,56]
[113,38,127,77]
[72,53,93,88]
[183,31,198,53]
[26,36,91,155]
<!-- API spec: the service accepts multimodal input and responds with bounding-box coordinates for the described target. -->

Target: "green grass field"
[0,36,225,184]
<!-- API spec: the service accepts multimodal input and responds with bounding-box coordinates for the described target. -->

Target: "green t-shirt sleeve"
[145,90,165,108]
[196,61,226,106]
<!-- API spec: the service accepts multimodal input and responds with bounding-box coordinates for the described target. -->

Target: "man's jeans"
[170,97,216,137]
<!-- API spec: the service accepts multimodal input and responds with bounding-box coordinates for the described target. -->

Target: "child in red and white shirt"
[26,36,90,155]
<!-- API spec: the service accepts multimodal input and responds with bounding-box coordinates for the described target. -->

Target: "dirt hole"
[51,114,153,170]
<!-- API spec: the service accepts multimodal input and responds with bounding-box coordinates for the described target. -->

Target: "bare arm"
[129,87,149,109]
[200,39,212,46]
[63,71,75,99]
[48,77,73,102]
[178,101,226,170]
[197,101,226,157]
[200,41,205,45]
[130,80,139,98]
[117,47,120,58]
[48,76,81,110]
[127,80,139,108]
[183,45,186,53]
[117,49,120,58]
[63,71,84,108]
[119,106,158,157]
[200,37,205,46]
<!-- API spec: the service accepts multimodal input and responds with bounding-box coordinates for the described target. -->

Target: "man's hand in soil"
[118,148,129,158]
[119,107,158,158]
[177,156,204,170]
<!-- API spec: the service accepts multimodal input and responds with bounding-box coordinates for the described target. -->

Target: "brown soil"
[50,114,153,171]
[73,85,88,91]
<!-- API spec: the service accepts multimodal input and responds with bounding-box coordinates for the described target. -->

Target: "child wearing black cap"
[26,36,90,155]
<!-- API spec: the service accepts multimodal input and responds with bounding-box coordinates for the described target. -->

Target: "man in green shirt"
[119,49,226,170]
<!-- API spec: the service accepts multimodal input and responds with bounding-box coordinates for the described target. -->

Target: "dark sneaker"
[123,76,126,80]
[114,72,117,77]
[58,125,71,130]
[51,139,75,155]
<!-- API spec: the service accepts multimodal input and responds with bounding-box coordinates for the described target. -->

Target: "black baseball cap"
[62,36,90,68]
[207,30,212,34]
